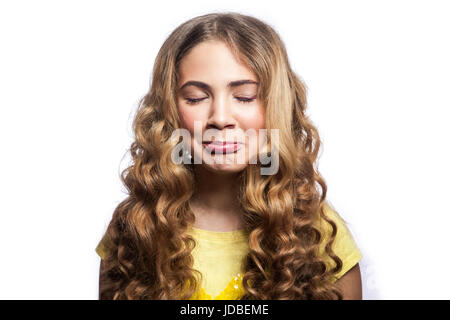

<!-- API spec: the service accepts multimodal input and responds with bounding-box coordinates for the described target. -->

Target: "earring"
[184,149,193,164]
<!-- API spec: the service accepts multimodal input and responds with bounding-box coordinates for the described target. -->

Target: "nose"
[206,95,236,130]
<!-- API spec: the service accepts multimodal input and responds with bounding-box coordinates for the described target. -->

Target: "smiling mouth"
[202,142,243,154]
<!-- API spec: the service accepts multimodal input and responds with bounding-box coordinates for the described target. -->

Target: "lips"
[203,141,241,145]
[202,141,243,154]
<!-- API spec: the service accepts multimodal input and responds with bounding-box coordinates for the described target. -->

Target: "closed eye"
[235,97,255,104]
[184,97,255,105]
[185,97,207,105]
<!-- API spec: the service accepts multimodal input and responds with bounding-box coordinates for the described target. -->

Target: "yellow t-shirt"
[185,226,249,299]
[315,202,363,282]
[95,202,362,299]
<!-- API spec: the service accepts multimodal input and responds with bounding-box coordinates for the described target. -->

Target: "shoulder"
[314,202,363,282]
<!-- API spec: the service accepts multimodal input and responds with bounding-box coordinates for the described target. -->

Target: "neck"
[192,166,241,211]
[189,166,245,231]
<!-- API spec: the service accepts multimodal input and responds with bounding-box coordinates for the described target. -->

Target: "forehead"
[177,40,258,85]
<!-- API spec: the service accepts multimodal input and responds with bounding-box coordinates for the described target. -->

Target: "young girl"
[96,12,363,300]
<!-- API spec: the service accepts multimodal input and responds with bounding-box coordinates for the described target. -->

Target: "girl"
[96,12,363,300]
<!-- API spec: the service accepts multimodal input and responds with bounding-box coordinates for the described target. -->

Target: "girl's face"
[176,40,265,174]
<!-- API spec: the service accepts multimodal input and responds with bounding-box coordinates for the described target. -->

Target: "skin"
[335,263,363,299]
[176,40,265,232]
[175,39,362,299]
[99,260,106,299]
[98,40,362,299]
[99,261,363,299]
[176,40,362,299]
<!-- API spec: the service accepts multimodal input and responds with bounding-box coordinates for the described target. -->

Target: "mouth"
[202,141,243,154]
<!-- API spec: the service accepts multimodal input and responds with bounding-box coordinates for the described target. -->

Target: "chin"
[202,163,247,174]
[201,153,248,174]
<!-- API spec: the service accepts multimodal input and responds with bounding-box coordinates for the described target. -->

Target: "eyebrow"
[178,79,259,91]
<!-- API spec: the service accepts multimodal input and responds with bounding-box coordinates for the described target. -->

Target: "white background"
[1,0,449,299]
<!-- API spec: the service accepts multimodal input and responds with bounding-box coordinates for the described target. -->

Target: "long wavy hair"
[99,11,344,300]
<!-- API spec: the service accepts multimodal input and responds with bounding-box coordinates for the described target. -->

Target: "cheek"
[178,107,201,133]
[238,105,265,130]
